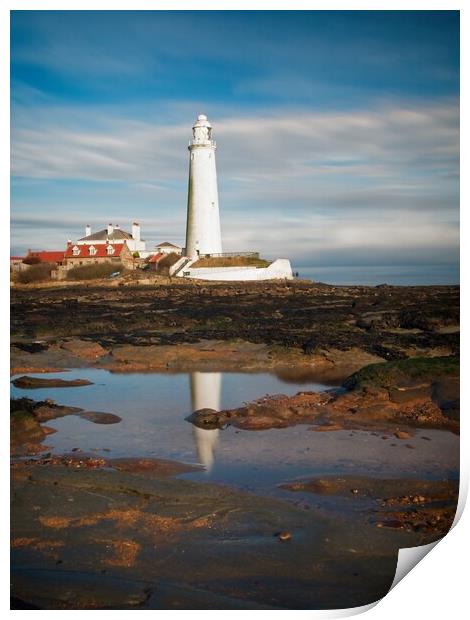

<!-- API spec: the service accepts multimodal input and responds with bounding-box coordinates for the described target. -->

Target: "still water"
[11,369,458,495]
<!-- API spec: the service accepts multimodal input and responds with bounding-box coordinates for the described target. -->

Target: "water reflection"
[10,369,459,487]
[190,372,221,470]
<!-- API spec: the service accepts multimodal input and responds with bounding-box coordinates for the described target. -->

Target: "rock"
[312,423,343,432]
[107,458,203,476]
[12,342,49,354]
[344,356,459,391]
[42,426,57,436]
[394,430,411,440]
[186,408,225,430]
[389,385,432,404]
[12,376,93,389]
[60,339,108,360]
[432,378,460,421]
[302,338,316,355]
[33,404,84,423]
[376,520,404,529]
[11,411,47,455]
[78,412,122,425]
[188,392,329,432]
[277,531,292,542]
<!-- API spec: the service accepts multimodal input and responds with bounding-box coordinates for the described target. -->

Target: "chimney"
[67,240,72,247]
[107,223,113,236]
[85,224,91,237]
[132,222,141,241]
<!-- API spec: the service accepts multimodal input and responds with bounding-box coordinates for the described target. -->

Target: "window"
[72,246,80,256]
[89,245,96,256]
[106,245,114,255]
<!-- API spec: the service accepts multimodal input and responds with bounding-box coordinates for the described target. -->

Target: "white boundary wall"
[179,258,293,281]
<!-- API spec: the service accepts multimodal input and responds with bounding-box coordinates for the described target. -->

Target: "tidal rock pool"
[10,368,460,609]
[11,368,458,494]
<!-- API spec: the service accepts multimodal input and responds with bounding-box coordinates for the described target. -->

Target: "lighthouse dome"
[193,113,212,128]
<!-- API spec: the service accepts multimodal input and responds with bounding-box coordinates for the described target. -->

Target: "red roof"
[27,251,65,263]
[64,243,126,258]
[147,252,164,264]
[10,256,24,261]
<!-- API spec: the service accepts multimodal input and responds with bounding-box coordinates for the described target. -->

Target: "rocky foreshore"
[11,281,459,377]
[10,281,460,609]
[187,356,459,432]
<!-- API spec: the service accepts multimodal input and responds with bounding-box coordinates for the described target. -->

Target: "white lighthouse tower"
[184,114,222,258]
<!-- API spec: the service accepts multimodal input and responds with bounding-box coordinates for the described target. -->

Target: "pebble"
[394,430,411,440]
[277,531,292,542]
[377,519,403,529]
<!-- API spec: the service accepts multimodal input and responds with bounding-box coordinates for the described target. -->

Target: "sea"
[294,264,460,286]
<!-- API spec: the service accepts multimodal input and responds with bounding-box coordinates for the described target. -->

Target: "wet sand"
[11,459,457,610]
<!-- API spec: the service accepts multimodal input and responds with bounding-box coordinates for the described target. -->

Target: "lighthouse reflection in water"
[189,372,221,470]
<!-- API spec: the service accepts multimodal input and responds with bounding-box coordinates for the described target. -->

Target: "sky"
[10,10,460,281]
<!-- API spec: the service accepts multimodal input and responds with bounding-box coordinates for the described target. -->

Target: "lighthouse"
[184,114,222,258]
[178,113,294,281]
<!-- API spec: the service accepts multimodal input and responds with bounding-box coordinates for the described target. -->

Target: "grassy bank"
[344,356,459,390]
[191,256,271,268]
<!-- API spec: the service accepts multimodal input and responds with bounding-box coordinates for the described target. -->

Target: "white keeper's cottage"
[77,222,146,254]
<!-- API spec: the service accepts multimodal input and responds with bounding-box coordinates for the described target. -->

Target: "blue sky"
[10,10,459,281]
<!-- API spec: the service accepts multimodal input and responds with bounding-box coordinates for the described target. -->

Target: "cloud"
[11,99,458,183]
[10,99,459,267]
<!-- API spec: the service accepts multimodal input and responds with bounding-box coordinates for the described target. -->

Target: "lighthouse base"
[177,258,294,281]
